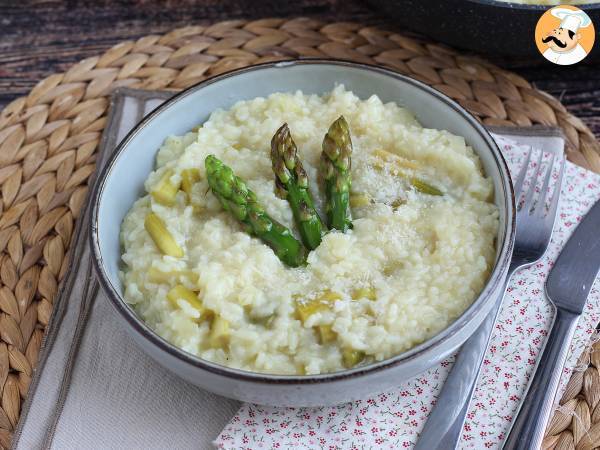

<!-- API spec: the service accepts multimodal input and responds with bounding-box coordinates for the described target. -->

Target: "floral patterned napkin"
[215,135,600,449]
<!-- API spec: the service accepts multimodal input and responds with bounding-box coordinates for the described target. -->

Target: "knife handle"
[503,307,579,450]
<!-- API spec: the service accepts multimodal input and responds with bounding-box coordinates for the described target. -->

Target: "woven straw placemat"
[0,18,599,448]
[543,338,600,450]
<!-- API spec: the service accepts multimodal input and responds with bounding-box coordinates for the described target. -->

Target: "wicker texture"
[0,17,599,447]
[543,340,600,450]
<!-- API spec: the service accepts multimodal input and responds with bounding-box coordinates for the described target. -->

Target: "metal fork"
[415,146,566,450]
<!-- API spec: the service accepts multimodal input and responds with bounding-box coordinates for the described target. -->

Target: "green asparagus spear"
[271,124,324,250]
[410,178,443,196]
[321,116,353,232]
[205,155,306,267]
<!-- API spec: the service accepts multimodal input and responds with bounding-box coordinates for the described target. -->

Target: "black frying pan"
[367,0,600,62]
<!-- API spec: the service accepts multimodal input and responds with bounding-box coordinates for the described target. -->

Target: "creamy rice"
[120,86,499,375]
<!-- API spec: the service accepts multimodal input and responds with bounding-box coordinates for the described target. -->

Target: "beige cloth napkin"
[13,91,240,450]
[11,89,567,450]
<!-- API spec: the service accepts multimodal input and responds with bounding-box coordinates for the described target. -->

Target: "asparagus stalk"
[181,168,201,198]
[167,285,207,322]
[209,316,230,348]
[145,213,184,257]
[410,177,443,196]
[270,124,324,250]
[321,116,353,232]
[151,169,180,206]
[342,348,365,368]
[205,155,306,267]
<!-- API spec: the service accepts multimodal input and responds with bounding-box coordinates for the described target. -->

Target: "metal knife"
[504,199,600,449]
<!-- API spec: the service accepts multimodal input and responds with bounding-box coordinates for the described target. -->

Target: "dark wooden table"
[2,0,600,137]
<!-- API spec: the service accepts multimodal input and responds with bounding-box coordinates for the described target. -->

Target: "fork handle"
[414,302,503,450]
[503,308,579,450]
[414,263,518,450]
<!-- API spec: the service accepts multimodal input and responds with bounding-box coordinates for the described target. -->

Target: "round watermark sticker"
[535,5,595,65]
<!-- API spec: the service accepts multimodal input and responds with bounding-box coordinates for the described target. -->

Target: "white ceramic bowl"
[90,60,515,407]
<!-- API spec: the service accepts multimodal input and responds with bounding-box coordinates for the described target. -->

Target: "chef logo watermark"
[536,5,595,65]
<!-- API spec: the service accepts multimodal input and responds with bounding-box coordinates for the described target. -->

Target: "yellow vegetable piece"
[190,203,204,214]
[297,301,327,323]
[209,316,230,348]
[148,267,199,284]
[296,290,341,323]
[410,178,443,196]
[167,285,205,321]
[370,151,442,197]
[342,349,366,368]
[148,267,171,283]
[321,291,342,302]
[144,213,184,257]
[317,325,337,344]
[373,149,420,170]
[390,198,405,209]
[295,364,307,376]
[265,315,276,328]
[251,314,276,328]
[352,287,377,301]
[349,194,371,208]
[151,169,180,206]
[181,168,201,197]
[371,159,385,171]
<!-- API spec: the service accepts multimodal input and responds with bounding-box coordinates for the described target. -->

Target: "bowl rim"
[90,58,516,384]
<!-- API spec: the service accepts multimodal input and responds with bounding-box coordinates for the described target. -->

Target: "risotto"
[120,86,499,375]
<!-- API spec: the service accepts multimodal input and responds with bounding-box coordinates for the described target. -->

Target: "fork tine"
[545,155,565,225]
[534,153,556,217]
[514,146,533,201]
[523,149,544,213]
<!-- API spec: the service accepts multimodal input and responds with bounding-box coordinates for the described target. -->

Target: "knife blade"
[546,199,600,314]
[504,198,600,450]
